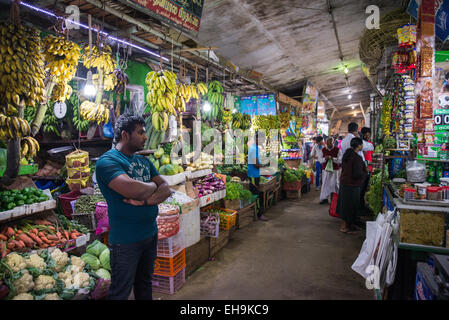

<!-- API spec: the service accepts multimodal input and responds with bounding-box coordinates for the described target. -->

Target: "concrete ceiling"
[196,0,404,120]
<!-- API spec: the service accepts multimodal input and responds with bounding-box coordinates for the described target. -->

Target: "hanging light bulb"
[351,105,355,109]
[348,94,352,100]
[232,108,237,114]
[83,71,96,98]
[203,101,211,112]
[344,66,349,74]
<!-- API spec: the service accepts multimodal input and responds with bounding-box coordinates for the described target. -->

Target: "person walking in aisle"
[337,137,368,233]
[310,136,324,191]
[247,133,269,221]
[340,122,374,161]
[96,113,171,300]
[360,127,374,214]
[318,137,342,204]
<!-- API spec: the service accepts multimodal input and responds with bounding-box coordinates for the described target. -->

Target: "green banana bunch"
[144,115,165,150]
[42,104,60,136]
[203,80,224,121]
[72,99,90,132]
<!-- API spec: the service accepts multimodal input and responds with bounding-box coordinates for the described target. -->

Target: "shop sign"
[129,0,204,32]
[434,108,449,130]
[408,0,449,41]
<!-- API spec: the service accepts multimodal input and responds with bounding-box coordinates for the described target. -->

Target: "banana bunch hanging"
[231,112,251,130]
[113,68,129,94]
[80,99,110,125]
[196,82,208,96]
[145,70,178,132]
[42,35,80,85]
[82,44,116,73]
[0,22,45,115]
[93,73,117,91]
[222,108,232,129]
[20,136,39,160]
[279,112,292,129]
[381,95,392,136]
[203,80,224,121]
[51,83,73,103]
[0,113,31,140]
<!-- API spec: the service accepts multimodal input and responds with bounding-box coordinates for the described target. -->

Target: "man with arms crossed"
[96,113,171,300]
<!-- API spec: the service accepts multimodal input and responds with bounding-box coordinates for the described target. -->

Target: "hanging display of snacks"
[397,24,417,48]
[419,80,433,119]
[420,40,433,78]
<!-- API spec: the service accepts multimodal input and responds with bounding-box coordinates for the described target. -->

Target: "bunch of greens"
[382,136,396,150]
[365,171,388,216]
[56,214,89,234]
[224,183,252,201]
[74,194,105,214]
[283,167,305,183]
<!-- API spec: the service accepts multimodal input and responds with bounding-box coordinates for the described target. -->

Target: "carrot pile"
[0,218,84,259]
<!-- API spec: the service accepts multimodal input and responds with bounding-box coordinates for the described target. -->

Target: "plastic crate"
[59,190,82,218]
[200,211,220,238]
[157,214,180,240]
[202,206,237,230]
[157,229,185,258]
[152,267,186,295]
[154,249,186,277]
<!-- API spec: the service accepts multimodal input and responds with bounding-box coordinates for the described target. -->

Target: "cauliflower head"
[50,249,69,272]
[12,293,34,300]
[6,253,26,273]
[73,272,90,288]
[34,275,56,291]
[13,270,34,294]
[58,271,73,289]
[70,256,85,269]
[67,264,83,276]
[25,254,46,271]
[44,293,60,300]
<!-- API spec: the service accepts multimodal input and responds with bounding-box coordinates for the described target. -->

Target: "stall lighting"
[232,108,237,113]
[202,101,211,112]
[348,94,352,100]
[344,66,349,74]
[20,1,168,61]
[351,106,355,109]
[82,71,96,98]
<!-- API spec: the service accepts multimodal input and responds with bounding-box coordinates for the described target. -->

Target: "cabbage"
[99,248,110,271]
[86,240,108,257]
[81,253,101,270]
[95,268,111,280]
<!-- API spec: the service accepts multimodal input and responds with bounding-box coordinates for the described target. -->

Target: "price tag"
[75,234,87,247]
[54,102,67,119]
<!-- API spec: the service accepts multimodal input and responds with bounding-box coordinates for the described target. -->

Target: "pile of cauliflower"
[3,249,92,300]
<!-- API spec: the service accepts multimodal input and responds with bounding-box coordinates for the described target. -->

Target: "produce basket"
[157,229,185,258]
[90,278,111,300]
[154,249,186,276]
[157,214,180,240]
[152,267,185,295]
[71,211,97,232]
[200,211,220,237]
[283,180,302,191]
[202,206,237,230]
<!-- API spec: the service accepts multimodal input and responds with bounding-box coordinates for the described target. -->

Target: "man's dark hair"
[348,122,358,133]
[350,137,363,149]
[114,113,145,143]
[361,127,370,135]
[316,136,323,143]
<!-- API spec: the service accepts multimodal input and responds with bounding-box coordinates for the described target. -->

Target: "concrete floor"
[155,190,374,300]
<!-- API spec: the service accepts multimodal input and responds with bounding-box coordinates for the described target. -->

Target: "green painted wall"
[122,60,152,113]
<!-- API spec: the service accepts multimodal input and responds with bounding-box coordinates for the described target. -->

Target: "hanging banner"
[129,0,204,32]
[408,0,449,42]
[240,96,257,115]
[302,81,318,113]
[256,94,276,115]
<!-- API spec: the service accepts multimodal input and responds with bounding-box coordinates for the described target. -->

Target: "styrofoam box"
[180,207,200,248]
[185,169,212,179]
[161,172,186,186]
[199,194,214,207]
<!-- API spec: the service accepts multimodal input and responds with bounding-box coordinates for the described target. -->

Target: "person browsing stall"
[247,133,269,221]
[95,113,171,300]
[340,122,374,162]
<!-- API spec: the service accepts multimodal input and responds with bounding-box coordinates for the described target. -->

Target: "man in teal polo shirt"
[95,113,171,300]
[247,133,268,221]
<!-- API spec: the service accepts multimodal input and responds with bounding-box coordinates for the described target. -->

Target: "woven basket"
[283,180,302,191]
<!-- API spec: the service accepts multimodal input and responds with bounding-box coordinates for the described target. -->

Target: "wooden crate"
[185,236,209,277]
[209,229,230,258]
[223,199,241,210]
[286,189,302,200]
[237,201,257,229]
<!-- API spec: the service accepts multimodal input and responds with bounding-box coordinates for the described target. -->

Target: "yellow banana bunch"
[0,22,45,109]
[145,70,178,118]
[80,100,110,125]
[151,111,169,131]
[222,108,232,129]
[51,83,73,102]
[42,35,80,85]
[93,73,117,91]
[0,114,31,140]
[82,45,117,74]
[196,82,208,96]
[20,136,39,160]
[381,95,392,136]
[279,112,292,129]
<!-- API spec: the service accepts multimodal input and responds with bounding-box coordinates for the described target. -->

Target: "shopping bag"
[325,160,334,172]
[329,192,340,218]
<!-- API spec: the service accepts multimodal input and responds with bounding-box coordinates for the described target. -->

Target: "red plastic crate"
[157,229,185,258]
[152,267,185,295]
[154,249,186,277]
[59,190,82,218]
